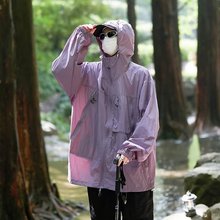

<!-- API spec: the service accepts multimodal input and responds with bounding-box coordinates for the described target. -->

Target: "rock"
[195,153,220,167]
[163,204,209,220]
[40,93,60,113]
[41,120,57,136]
[163,212,191,220]
[163,212,203,220]
[184,153,220,207]
[208,203,220,220]
[195,204,209,217]
[44,135,69,160]
[183,78,196,114]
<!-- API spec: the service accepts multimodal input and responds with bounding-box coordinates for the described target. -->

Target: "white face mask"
[102,36,118,56]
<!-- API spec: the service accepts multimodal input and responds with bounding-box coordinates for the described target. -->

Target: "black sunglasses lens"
[107,31,116,38]
[99,33,105,40]
[99,31,117,40]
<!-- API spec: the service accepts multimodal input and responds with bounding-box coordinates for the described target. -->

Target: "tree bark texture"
[127,0,140,64]
[196,0,220,131]
[152,0,189,139]
[0,0,32,219]
[12,0,52,204]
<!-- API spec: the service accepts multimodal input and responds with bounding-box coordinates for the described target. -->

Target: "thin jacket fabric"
[52,20,159,192]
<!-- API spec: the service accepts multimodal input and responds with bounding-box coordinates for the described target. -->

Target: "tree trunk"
[127,0,140,64]
[152,0,189,139]
[195,0,220,131]
[11,1,79,219]
[0,1,33,219]
[12,0,52,204]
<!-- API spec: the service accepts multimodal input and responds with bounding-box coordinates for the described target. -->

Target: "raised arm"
[51,25,96,100]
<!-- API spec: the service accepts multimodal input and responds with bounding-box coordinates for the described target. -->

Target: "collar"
[101,53,130,81]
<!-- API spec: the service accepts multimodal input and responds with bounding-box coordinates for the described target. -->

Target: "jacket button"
[90,97,96,104]
[90,91,97,104]
[114,96,119,107]
[113,118,118,128]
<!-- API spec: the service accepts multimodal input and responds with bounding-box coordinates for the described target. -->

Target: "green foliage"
[84,43,101,62]
[36,50,61,99]
[33,0,109,137]
[136,22,152,43]
[41,111,70,141]
[103,0,127,20]
[33,0,109,100]
[33,0,108,52]
[180,39,197,62]
[178,0,198,39]
[138,41,153,66]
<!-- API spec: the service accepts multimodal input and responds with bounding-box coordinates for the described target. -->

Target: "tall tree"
[12,0,53,205]
[11,1,76,218]
[0,0,33,219]
[152,0,189,139]
[195,0,220,131]
[126,0,140,63]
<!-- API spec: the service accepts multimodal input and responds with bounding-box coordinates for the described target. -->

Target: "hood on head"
[94,20,134,57]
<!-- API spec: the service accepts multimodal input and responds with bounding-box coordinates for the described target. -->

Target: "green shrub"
[138,42,153,66]
[180,39,197,62]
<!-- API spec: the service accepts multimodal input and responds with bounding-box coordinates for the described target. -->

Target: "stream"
[45,133,220,220]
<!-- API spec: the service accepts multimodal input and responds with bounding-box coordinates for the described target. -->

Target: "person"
[52,20,159,220]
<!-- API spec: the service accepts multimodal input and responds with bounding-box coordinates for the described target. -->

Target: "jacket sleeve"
[117,74,159,162]
[51,26,93,100]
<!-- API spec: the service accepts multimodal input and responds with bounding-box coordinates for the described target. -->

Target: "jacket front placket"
[102,57,121,141]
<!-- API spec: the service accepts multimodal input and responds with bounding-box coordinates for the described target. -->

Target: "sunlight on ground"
[49,160,90,219]
[74,212,90,220]
[49,160,88,204]
[188,135,200,169]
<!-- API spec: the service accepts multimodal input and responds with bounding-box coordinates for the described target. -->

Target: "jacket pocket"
[70,88,98,159]
[110,95,138,135]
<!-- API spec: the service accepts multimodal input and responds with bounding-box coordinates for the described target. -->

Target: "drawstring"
[98,188,102,197]
[121,193,127,205]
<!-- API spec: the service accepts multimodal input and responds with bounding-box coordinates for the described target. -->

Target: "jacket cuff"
[76,27,93,64]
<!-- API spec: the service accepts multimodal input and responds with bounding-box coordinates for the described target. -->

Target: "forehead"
[103,27,115,33]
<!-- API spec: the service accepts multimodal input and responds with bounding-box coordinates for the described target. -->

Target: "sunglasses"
[99,30,117,40]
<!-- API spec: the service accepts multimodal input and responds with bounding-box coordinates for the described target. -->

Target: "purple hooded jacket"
[52,20,159,192]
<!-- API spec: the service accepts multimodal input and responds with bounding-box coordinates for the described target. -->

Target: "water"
[154,134,220,219]
[46,134,220,220]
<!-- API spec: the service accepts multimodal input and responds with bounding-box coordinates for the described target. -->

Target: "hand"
[117,154,129,166]
[82,24,96,34]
